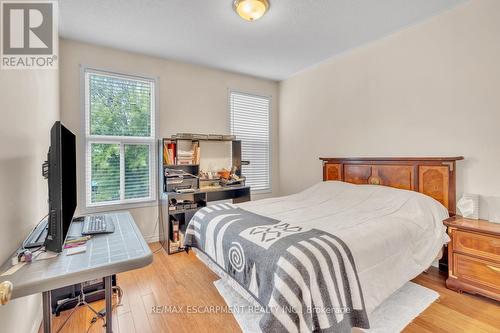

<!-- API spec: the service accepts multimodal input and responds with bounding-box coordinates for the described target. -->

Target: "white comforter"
[237,181,449,316]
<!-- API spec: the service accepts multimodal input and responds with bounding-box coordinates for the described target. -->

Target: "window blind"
[85,70,155,207]
[230,91,271,192]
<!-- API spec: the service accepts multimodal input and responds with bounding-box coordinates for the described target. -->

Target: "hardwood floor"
[42,243,500,333]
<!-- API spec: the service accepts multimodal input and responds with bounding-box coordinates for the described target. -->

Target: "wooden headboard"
[320,157,464,215]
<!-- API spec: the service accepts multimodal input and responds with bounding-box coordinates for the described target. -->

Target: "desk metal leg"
[42,291,52,333]
[104,275,112,333]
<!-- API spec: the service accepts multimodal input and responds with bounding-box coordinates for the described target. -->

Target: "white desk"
[0,211,153,333]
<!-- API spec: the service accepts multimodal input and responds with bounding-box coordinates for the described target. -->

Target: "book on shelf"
[177,150,193,157]
[172,133,207,140]
[177,159,193,165]
[169,229,185,253]
[163,138,201,166]
[207,134,223,140]
[193,142,200,164]
[171,219,179,242]
[164,141,176,165]
[170,242,181,252]
[163,142,168,164]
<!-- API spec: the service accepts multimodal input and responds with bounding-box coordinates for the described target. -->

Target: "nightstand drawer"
[453,230,500,261]
[454,254,500,291]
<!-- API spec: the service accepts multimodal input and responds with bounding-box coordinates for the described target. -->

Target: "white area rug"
[214,279,439,333]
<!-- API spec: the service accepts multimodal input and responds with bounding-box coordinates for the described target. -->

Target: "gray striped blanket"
[184,203,369,333]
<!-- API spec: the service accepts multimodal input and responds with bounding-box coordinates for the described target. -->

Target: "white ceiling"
[59,0,466,81]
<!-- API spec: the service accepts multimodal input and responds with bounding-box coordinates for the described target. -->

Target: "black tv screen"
[44,121,77,252]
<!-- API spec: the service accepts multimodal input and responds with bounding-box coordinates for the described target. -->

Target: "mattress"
[233,181,450,316]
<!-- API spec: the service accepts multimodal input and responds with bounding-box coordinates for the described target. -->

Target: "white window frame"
[229,89,272,194]
[82,67,158,209]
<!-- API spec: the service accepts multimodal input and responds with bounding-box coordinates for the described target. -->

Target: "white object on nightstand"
[457,193,479,219]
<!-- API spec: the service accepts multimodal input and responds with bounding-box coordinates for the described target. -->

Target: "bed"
[184,156,463,333]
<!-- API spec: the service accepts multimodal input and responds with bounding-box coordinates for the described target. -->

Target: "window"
[84,69,156,207]
[230,91,271,192]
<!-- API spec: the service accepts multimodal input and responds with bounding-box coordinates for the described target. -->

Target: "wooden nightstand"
[444,216,500,301]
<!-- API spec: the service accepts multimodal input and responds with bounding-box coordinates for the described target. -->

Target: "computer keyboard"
[82,215,115,235]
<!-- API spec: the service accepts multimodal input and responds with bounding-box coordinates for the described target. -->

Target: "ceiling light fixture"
[233,0,269,21]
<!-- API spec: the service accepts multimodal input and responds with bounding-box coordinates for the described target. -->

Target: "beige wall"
[0,69,59,332]
[279,0,500,218]
[59,39,279,240]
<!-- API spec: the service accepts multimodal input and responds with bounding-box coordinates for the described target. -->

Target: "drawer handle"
[487,265,500,273]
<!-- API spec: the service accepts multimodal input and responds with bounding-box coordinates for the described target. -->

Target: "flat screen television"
[44,121,77,252]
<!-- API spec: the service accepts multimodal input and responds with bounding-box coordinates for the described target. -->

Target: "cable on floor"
[85,285,124,333]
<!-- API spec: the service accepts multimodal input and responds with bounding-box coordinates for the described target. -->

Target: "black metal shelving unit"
[158,137,250,254]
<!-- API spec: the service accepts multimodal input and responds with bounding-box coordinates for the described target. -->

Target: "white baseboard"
[144,234,159,243]
[30,299,43,333]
